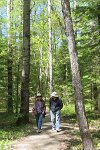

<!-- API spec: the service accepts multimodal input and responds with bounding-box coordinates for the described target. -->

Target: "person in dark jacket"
[49,92,63,132]
[32,93,46,133]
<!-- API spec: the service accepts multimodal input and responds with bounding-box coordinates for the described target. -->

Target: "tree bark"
[16,61,20,114]
[61,0,94,150]
[93,83,98,110]
[48,0,53,94]
[97,4,100,35]
[98,87,100,111]
[97,4,100,111]
[39,46,42,91]
[18,0,30,124]
[7,0,13,113]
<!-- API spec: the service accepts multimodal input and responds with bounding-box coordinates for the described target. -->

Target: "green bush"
[0,140,12,150]
[61,104,75,116]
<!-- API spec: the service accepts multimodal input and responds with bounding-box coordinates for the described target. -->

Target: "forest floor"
[0,108,100,150]
[10,110,100,150]
[11,112,82,150]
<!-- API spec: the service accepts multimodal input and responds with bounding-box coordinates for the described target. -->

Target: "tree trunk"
[97,4,100,35]
[7,0,13,113]
[97,4,100,111]
[16,0,22,114]
[17,0,30,125]
[48,0,53,94]
[98,87,100,111]
[16,61,20,114]
[61,0,94,150]
[39,46,42,91]
[93,83,98,110]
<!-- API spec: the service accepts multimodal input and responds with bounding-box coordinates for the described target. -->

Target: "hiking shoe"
[37,129,42,133]
[56,129,61,132]
[52,128,56,131]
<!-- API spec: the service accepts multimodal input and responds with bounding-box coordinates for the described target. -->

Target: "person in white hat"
[49,92,63,132]
[32,93,46,133]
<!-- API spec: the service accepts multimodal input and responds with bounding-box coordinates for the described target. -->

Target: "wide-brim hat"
[51,92,58,97]
[36,93,42,97]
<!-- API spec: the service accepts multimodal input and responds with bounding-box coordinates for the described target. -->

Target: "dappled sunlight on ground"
[11,113,83,150]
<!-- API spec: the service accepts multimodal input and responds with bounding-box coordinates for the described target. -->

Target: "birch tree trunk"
[61,0,94,150]
[39,46,42,91]
[16,0,23,114]
[7,0,13,113]
[18,0,30,124]
[48,0,53,94]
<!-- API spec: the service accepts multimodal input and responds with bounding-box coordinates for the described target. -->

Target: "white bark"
[39,46,42,89]
[48,0,53,94]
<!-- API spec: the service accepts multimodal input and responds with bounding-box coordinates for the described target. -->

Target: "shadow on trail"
[31,113,82,150]
[0,112,82,149]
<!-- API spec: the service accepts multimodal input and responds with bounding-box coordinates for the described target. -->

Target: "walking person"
[32,93,46,133]
[49,92,63,132]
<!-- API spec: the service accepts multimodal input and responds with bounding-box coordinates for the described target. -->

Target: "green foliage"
[0,0,99,149]
[61,104,75,117]
[61,104,100,149]
[0,139,12,150]
[0,124,34,150]
[0,112,35,150]
[0,0,99,103]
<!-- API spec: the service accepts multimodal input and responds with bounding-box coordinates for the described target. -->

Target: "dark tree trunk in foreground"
[17,0,30,125]
[61,0,94,150]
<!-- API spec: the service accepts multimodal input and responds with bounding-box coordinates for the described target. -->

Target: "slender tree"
[16,0,23,114]
[61,0,94,150]
[39,46,42,90]
[48,0,53,94]
[97,4,100,111]
[7,0,13,113]
[97,4,100,34]
[18,0,30,124]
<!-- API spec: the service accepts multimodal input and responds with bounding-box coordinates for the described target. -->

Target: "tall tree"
[48,0,53,94]
[61,0,94,150]
[7,0,13,113]
[39,46,42,90]
[18,0,30,124]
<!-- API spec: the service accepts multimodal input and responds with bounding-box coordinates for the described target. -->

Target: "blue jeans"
[36,113,43,130]
[50,110,60,130]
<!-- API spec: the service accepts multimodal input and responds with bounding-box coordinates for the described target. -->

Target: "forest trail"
[11,114,80,150]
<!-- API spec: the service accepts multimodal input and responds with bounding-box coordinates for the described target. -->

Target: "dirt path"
[11,114,80,150]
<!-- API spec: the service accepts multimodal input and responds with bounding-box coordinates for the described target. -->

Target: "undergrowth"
[0,103,100,150]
